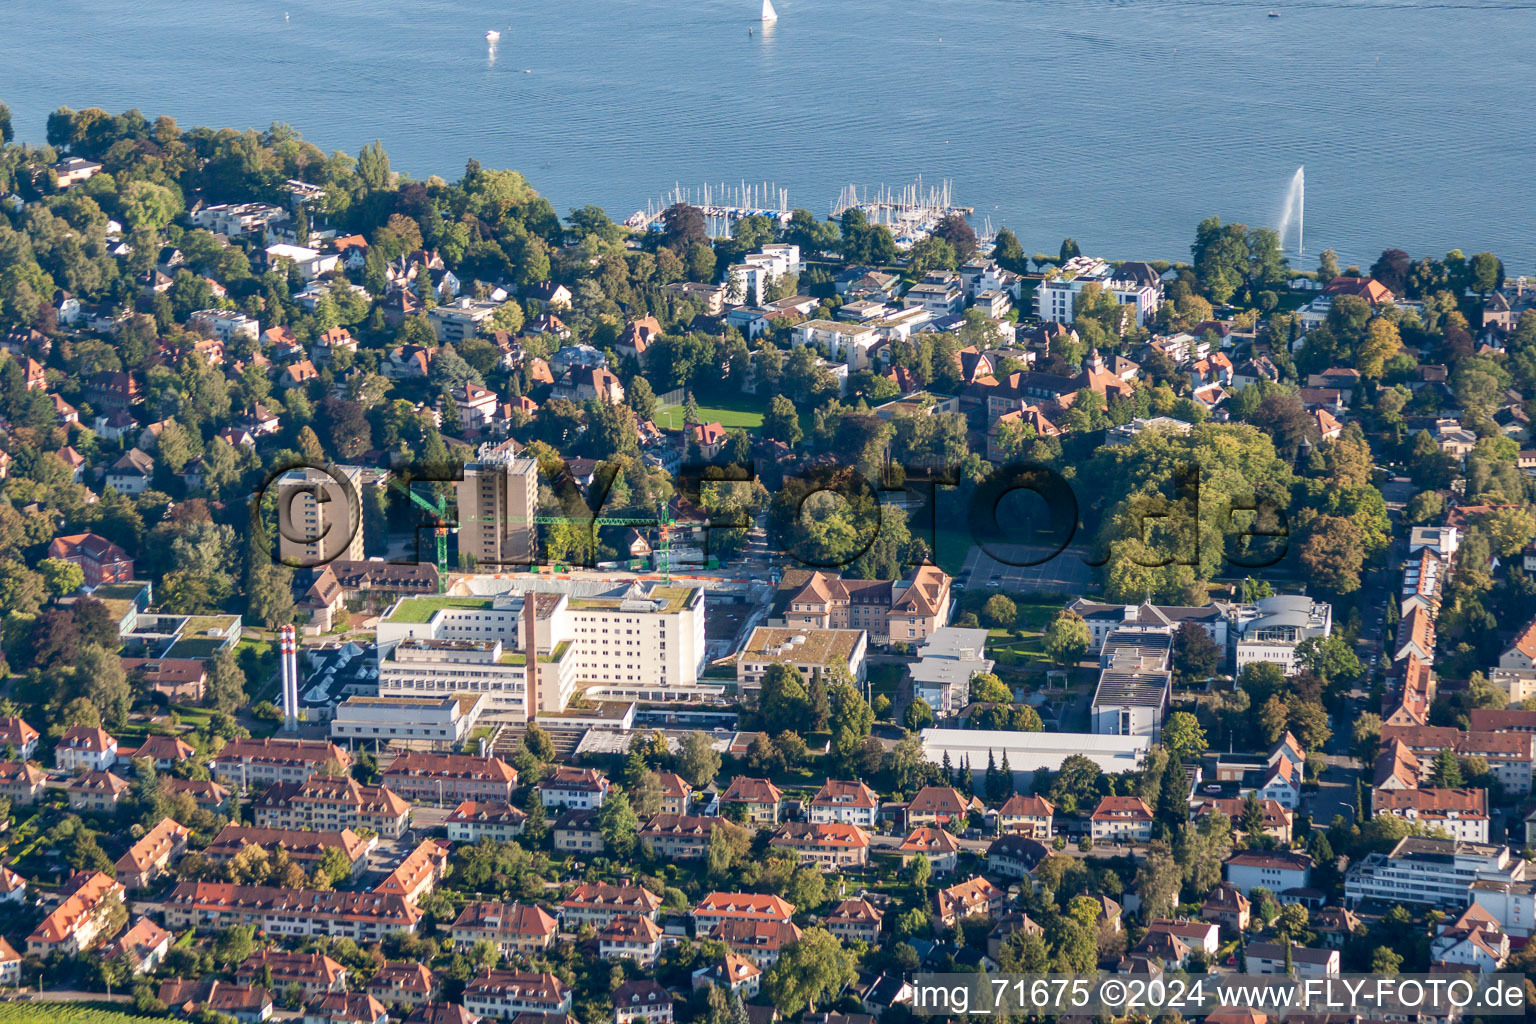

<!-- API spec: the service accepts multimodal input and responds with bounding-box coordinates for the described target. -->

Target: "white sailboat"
[486,29,500,41]
[760,0,778,22]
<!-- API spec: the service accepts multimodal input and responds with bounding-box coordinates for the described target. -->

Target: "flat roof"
[740,627,864,667]
[920,728,1149,773]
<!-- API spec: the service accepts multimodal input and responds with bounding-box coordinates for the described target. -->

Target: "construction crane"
[387,473,678,586]
[527,505,677,583]
[388,476,451,592]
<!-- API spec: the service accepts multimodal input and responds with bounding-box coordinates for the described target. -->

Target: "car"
[1203,784,1222,794]
[986,580,1001,588]
[953,582,965,590]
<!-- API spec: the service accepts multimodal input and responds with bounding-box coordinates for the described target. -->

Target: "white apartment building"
[276,466,365,566]
[1471,878,1536,938]
[456,446,539,569]
[428,298,502,343]
[1371,787,1490,843]
[329,695,487,750]
[265,243,339,281]
[1091,626,1172,739]
[190,203,289,238]
[1232,594,1334,676]
[907,627,992,719]
[190,309,260,343]
[789,320,882,368]
[1035,257,1162,327]
[736,627,869,696]
[377,579,706,716]
[1346,836,1526,909]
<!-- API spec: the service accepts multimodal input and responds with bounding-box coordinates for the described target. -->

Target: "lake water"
[7,0,1536,271]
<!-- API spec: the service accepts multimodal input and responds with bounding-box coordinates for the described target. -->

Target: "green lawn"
[653,403,765,431]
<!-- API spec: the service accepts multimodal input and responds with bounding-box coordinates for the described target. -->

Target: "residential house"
[719,776,783,825]
[1089,796,1154,843]
[934,876,1006,929]
[996,794,1053,838]
[47,533,133,588]
[446,801,528,844]
[897,826,962,875]
[824,897,883,944]
[27,871,125,956]
[597,915,664,966]
[462,971,571,1021]
[807,780,878,828]
[1224,850,1313,897]
[103,917,172,975]
[115,817,190,889]
[450,902,558,955]
[537,767,610,809]
[767,822,870,869]
[691,892,794,934]
[985,834,1049,880]
[236,951,349,998]
[561,883,662,929]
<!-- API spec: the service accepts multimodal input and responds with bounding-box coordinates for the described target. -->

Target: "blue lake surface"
[6,0,1535,270]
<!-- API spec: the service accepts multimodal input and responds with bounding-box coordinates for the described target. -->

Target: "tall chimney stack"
[522,593,539,724]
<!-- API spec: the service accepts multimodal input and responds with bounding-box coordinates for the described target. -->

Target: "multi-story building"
[330,695,488,751]
[997,794,1054,838]
[1380,724,1535,795]
[462,971,571,1021]
[115,817,190,889]
[163,882,420,940]
[1089,796,1154,843]
[0,717,38,761]
[382,751,517,804]
[1372,787,1490,842]
[553,808,603,854]
[613,980,673,1024]
[427,298,502,343]
[1066,599,1228,656]
[597,915,664,966]
[366,963,438,1010]
[374,840,450,903]
[445,801,527,843]
[253,776,411,837]
[771,566,952,645]
[235,951,349,999]
[68,770,129,812]
[302,991,388,1024]
[560,883,662,929]
[377,579,706,715]
[1247,942,1340,977]
[456,445,539,569]
[56,726,118,772]
[691,892,794,934]
[898,826,962,875]
[736,627,868,695]
[1346,837,1524,909]
[823,898,883,944]
[207,739,351,792]
[204,826,373,878]
[639,814,736,860]
[190,309,260,343]
[767,822,870,869]
[1224,850,1314,897]
[934,876,1006,928]
[807,780,879,828]
[719,776,782,824]
[907,786,981,829]
[537,766,609,809]
[46,533,135,588]
[1232,595,1334,676]
[449,902,558,955]
[0,761,48,806]
[907,628,992,718]
[1091,627,1173,739]
[1035,257,1162,327]
[276,467,365,566]
[27,871,124,955]
[709,918,802,967]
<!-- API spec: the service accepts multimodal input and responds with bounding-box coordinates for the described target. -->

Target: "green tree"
[677,730,721,787]
[1043,610,1091,668]
[903,697,934,732]
[764,394,802,444]
[599,788,640,857]
[37,557,85,598]
[1163,711,1208,759]
[983,593,1017,629]
[762,929,857,1017]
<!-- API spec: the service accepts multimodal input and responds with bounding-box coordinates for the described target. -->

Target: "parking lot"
[958,541,1097,596]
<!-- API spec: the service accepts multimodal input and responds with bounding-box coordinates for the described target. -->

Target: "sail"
[761,0,778,21]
